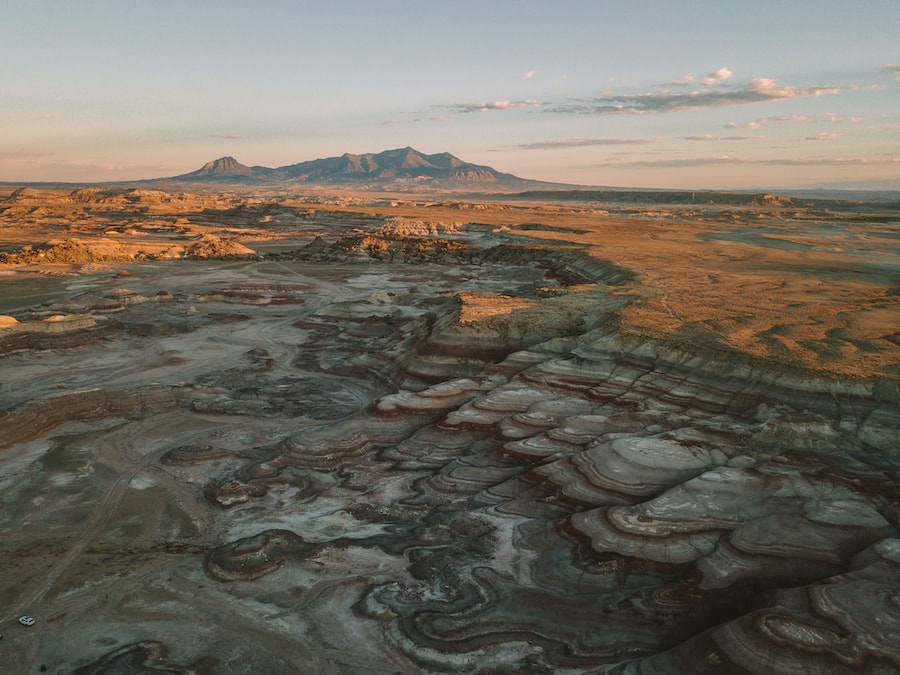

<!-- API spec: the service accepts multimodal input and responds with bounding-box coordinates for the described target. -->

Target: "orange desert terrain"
[0,185,898,673]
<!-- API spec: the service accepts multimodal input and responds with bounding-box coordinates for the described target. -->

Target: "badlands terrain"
[0,184,898,673]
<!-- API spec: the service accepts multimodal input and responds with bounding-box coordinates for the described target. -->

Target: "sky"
[2,0,899,189]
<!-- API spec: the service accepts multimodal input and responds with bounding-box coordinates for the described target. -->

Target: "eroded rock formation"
[205,529,317,581]
[1,188,898,673]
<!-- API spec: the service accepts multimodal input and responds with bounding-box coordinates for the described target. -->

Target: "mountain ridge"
[165,147,574,191]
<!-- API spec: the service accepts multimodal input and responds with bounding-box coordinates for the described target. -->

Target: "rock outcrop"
[0,235,257,265]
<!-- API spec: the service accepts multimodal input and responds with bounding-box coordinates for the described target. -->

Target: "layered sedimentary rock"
[0,314,116,358]
[0,386,178,449]
[160,444,230,466]
[618,539,900,673]
[0,235,257,265]
[188,314,899,670]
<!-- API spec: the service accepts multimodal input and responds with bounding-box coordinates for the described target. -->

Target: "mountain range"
[159,147,570,191]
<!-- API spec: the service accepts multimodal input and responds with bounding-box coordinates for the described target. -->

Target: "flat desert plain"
[0,187,898,673]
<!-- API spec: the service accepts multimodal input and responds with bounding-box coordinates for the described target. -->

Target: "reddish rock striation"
[160,444,230,466]
[192,317,899,669]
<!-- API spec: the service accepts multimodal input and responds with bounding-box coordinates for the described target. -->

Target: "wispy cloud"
[435,100,542,114]
[0,150,51,160]
[671,75,696,87]
[596,155,898,169]
[806,132,840,141]
[684,134,764,141]
[515,137,654,150]
[743,114,808,128]
[886,64,900,80]
[210,134,242,139]
[821,113,864,124]
[669,68,732,87]
[548,78,840,116]
[432,71,842,122]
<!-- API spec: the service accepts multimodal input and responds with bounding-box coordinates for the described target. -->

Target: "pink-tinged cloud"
[671,75,696,87]
[522,70,538,80]
[547,77,840,115]
[670,68,731,87]
[702,68,733,85]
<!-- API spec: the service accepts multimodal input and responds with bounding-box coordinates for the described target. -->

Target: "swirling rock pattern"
[161,444,230,467]
[205,529,317,581]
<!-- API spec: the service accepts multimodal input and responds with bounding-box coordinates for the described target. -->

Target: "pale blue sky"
[2,0,898,188]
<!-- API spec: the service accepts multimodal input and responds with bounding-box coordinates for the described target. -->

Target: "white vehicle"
[18,616,35,626]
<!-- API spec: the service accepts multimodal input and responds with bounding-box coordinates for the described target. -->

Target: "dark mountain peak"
[395,147,433,169]
[368,148,461,171]
[428,152,466,169]
[181,156,257,179]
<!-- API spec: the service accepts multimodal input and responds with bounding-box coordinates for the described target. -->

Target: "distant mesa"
[166,147,563,191]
